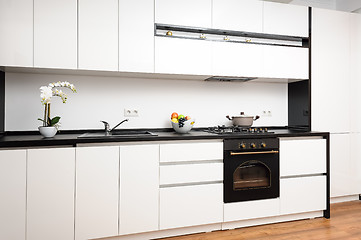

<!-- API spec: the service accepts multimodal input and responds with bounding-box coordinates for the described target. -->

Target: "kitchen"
[0,0,361,240]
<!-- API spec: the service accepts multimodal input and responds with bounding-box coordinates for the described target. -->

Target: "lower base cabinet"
[75,146,119,240]
[0,150,26,240]
[119,144,159,235]
[27,148,75,240]
[280,176,326,215]
[160,183,223,230]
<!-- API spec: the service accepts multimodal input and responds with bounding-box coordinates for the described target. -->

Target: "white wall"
[290,0,336,10]
[5,73,288,131]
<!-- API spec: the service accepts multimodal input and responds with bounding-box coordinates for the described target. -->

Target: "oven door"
[224,150,279,203]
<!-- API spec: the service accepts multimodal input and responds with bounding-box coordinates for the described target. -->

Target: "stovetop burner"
[206,125,274,135]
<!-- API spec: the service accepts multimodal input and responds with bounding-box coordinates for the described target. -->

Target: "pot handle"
[254,115,260,121]
[226,115,232,121]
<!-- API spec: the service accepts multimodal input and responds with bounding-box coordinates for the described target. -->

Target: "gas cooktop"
[205,125,274,135]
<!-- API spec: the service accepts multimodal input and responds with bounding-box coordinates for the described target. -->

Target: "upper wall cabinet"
[78,0,118,71]
[212,0,263,33]
[155,37,212,76]
[263,2,308,37]
[155,0,212,28]
[119,0,154,73]
[0,0,33,67]
[34,0,77,69]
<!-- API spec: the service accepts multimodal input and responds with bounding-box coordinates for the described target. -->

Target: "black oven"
[224,138,280,203]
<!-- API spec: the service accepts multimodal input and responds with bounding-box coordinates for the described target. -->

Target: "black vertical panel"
[288,80,309,130]
[0,71,4,133]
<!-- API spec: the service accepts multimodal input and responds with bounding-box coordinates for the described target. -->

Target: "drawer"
[280,138,326,176]
[160,142,223,163]
[160,183,223,230]
[160,162,223,185]
[280,176,326,215]
[224,198,280,222]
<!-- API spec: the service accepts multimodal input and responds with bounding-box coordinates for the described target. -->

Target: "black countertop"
[0,128,329,148]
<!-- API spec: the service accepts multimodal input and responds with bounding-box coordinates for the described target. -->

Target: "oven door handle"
[230,150,279,155]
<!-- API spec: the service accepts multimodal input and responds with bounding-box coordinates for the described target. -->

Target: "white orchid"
[39,81,77,128]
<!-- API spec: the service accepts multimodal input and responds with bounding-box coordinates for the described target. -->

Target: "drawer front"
[280,176,326,215]
[224,198,280,222]
[160,142,223,163]
[160,162,223,185]
[160,183,223,230]
[280,138,326,176]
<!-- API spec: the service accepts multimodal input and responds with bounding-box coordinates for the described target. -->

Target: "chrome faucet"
[101,119,129,134]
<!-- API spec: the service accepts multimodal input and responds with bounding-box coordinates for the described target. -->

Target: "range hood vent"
[205,76,258,82]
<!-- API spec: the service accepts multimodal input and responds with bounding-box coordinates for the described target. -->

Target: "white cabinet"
[119,0,154,73]
[0,150,26,240]
[212,0,263,33]
[212,42,263,77]
[78,0,118,71]
[27,148,75,240]
[160,141,223,163]
[349,133,361,195]
[75,146,119,240]
[224,198,279,222]
[263,2,308,37]
[34,0,77,69]
[155,37,212,75]
[311,8,350,133]
[263,45,308,79]
[119,145,159,235]
[160,184,223,230]
[0,0,33,67]
[330,133,357,197]
[155,0,212,28]
[280,176,326,215]
[280,138,326,177]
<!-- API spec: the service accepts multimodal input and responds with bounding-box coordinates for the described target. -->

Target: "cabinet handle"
[230,150,279,155]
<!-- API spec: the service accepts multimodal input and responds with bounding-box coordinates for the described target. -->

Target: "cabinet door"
[212,42,263,77]
[160,184,223,230]
[330,133,352,197]
[263,45,308,79]
[349,133,361,195]
[0,0,33,67]
[311,8,350,133]
[0,150,26,240]
[34,0,77,69]
[75,146,119,240]
[119,0,154,73]
[263,2,308,37]
[155,37,212,75]
[155,0,212,28]
[27,148,75,240]
[280,138,326,177]
[119,145,159,235]
[280,176,326,215]
[78,0,118,71]
[212,0,263,33]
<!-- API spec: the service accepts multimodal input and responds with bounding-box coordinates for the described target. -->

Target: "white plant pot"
[38,126,57,138]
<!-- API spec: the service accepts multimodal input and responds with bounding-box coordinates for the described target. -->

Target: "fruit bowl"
[171,119,195,134]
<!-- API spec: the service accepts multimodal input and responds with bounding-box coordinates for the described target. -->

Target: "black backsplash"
[0,71,4,134]
[288,80,310,130]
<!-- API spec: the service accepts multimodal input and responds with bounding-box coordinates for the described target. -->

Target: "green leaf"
[37,118,46,124]
[50,116,61,126]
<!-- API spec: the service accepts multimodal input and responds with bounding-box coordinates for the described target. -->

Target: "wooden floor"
[161,201,361,240]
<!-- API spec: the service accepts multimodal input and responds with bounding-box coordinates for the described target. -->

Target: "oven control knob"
[261,143,267,148]
[239,143,246,149]
[250,143,256,148]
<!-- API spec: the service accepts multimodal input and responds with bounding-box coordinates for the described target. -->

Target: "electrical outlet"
[124,109,139,117]
[261,110,272,117]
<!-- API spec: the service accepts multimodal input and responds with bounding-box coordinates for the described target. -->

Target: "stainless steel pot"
[226,112,260,127]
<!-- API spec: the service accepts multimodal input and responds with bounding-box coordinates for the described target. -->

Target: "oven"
[224,138,280,203]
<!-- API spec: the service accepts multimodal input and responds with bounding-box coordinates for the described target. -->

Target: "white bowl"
[38,126,57,138]
[171,119,195,134]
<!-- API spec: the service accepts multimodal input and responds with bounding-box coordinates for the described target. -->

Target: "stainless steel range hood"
[205,76,258,82]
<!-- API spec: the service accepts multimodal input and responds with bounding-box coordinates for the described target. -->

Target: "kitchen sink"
[78,131,157,138]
